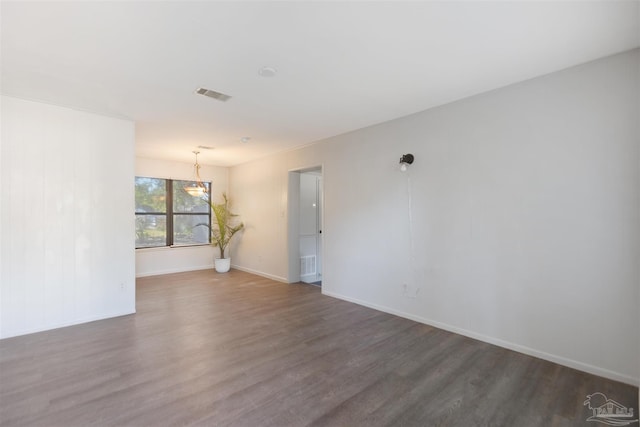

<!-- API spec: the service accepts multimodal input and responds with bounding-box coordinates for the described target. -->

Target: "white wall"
[0,96,135,338]
[135,157,229,277]
[230,49,640,385]
[231,155,317,282]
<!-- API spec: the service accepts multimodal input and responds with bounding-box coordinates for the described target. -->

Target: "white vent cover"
[195,87,231,102]
[300,255,316,276]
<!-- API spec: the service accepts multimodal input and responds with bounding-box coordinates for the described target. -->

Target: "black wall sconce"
[399,153,414,172]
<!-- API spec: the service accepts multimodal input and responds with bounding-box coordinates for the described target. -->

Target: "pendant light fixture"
[184,151,207,197]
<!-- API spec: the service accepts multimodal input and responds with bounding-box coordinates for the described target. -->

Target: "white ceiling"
[2,1,638,167]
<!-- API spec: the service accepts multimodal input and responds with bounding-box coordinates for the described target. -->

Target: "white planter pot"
[214,258,231,273]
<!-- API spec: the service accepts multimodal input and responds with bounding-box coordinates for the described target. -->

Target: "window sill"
[136,244,211,252]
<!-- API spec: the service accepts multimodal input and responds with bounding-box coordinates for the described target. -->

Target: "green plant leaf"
[201,193,244,259]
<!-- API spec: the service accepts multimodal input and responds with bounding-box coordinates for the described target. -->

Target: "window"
[135,177,211,248]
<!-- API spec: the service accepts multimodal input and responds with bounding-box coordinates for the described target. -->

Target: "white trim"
[286,164,324,284]
[0,93,131,120]
[0,310,136,340]
[135,265,213,278]
[135,244,212,252]
[322,290,639,387]
[230,264,288,283]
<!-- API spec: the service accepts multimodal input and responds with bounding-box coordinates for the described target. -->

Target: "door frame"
[287,165,324,284]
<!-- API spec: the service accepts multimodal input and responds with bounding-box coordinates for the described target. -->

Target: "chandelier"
[184,151,207,197]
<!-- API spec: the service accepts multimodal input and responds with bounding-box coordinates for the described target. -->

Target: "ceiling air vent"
[195,87,231,102]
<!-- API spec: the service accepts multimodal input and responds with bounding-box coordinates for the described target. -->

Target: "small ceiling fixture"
[195,87,232,102]
[240,137,251,143]
[184,151,208,197]
[197,145,214,150]
[258,66,277,77]
[399,153,414,172]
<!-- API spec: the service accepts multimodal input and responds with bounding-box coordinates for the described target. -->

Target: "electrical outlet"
[403,283,420,299]
[120,283,125,291]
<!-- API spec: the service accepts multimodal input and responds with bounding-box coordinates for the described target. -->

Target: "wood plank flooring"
[1,269,637,426]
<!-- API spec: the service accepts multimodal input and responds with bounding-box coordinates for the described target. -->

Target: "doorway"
[287,167,323,286]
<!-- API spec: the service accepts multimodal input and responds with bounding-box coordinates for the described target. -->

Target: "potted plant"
[202,193,244,273]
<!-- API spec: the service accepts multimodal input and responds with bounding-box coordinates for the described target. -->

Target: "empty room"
[1,1,639,426]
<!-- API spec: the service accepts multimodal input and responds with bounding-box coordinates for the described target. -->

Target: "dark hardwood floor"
[1,269,637,426]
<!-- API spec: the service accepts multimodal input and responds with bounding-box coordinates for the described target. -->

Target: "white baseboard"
[136,263,288,283]
[0,310,136,340]
[230,264,288,283]
[135,265,213,278]
[322,290,639,387]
